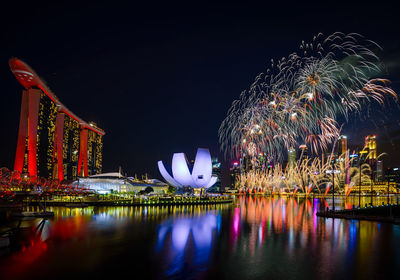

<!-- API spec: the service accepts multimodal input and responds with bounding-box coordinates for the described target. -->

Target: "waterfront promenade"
[1,196,400,279]
[3,194,233,208]
[317,204,400,224]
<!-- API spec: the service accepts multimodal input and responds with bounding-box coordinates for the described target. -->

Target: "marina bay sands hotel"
[9,58,105,181]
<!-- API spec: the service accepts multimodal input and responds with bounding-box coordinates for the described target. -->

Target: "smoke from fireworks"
[219,32,397,161]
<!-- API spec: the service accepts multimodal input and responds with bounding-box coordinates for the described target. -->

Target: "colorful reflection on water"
[0,197,399,279]
[218,196,400,279]
[156,213,220,277]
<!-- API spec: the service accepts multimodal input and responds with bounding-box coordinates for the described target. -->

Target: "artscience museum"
[158,148,217,189]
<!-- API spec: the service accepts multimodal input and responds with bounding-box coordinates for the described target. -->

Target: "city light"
[1,4,399,280]
[325,170,341,174]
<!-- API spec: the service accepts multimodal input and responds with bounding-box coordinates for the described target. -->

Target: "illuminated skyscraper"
[364,135,377,160]
[376,160,383,182]
[10,58,105,181]
[338,135,347,155]
[287,148,296,169]
[212,157,222,192]
[230,161,240,189]
[242,154,252,172]
[364,135,377,181]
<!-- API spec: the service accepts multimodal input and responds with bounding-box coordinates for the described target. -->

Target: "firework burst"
[219,32,397,161]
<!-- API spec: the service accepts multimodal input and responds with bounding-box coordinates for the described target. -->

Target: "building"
[349,152,359,166]
[236,152,268,173]
[376,160,383,182]
[241,154,252,172]
[337,135,347,155]
[258,153,268,171]
[75,172,168,194]
[212,157,222,192]
[287,148,296,169]
[158,148,217,189]
[364,135,377,160]
[230,161,241,189]
[387,167,400,187]
[10,58,105,181]
[352,182,396,194]
[364,135,377,180]
[359,149,368,164]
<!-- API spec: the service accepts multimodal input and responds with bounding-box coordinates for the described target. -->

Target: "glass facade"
[37,91,58,178]
[87,128,103,176]
[63,114,81,180]
[17,91,103,181]
[11,58,105,181]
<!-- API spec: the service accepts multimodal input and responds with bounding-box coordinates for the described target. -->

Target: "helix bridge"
[0,167,94,203]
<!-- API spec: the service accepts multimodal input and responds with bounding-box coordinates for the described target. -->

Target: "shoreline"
[317,204,400,224]
[0,197,234,209]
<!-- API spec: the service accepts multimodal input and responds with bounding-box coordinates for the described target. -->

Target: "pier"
[317,204,400,224]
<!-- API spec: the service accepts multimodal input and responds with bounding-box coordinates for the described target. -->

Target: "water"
[1,196,400,279]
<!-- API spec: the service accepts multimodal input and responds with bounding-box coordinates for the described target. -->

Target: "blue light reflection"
[156,212,220,277]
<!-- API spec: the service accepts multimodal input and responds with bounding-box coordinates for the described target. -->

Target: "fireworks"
[236,151,374,194]
[219,32,397,160]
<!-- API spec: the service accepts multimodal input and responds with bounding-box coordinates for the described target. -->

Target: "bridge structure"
[9,58,105,182]
[0,167,93,201]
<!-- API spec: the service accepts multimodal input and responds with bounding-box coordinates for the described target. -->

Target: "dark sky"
[1,1,400,185]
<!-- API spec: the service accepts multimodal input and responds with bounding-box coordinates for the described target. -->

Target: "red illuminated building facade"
[10,58,105,181]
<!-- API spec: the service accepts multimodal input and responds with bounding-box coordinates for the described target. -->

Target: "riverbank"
[14,196,234,208]
[2,196,399,279]
[317,204,400,224]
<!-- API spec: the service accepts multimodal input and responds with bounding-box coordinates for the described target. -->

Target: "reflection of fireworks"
[219,32,397,160]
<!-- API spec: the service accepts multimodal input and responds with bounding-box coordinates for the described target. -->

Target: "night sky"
[1,1,400,186]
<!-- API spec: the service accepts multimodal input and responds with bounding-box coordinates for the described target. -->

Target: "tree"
[167,185,176,195]
[144,187,154,194]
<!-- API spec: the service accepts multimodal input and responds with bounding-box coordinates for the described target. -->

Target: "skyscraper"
[376,160,383,182]
[230,161,240,189]
[364,135,377,180]
[212,157,222,192]
[10,58,105,181]
[338,135,348,155]
[287,148,296,169]
[364,135,377,160]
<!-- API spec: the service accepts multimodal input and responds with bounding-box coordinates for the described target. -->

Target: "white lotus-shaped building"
[158,148,217,188]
